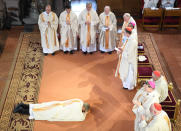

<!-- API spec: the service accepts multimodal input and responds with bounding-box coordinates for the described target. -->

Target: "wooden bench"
[142,8,163,30]
[162,8,181,30]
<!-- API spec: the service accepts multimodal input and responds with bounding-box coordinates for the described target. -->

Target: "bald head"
[86,2,92,11]
[123,13,131,22]
[104,6,110,15]
[45,4,51,14]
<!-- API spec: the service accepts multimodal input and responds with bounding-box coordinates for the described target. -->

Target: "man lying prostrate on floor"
[13,99,90,121]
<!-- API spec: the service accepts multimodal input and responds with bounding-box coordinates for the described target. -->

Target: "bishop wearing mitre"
[59,5,78,54]
[119,13,137,47]
[38,5,59,56]
[78,2,99,54]
[115,27,137,90]
[99,6,117,54]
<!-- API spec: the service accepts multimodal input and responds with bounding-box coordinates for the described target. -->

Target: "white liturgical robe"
[161,0,175,8]
[29,99,86,121]
[78,9,99,52]
[155,76,168,103]
[132,89,160,131]
[38,11,59,54]
[120,17,137,46]
[115,35,138,90]
[59,10,78,51]
[99,11,117,52]
[139,110,171,131]
[144,0,159,8]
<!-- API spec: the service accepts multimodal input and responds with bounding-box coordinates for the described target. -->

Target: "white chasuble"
[78,9,99,52]
[59,11,78,51]
[38,11,59,54]
[99,12,117,52]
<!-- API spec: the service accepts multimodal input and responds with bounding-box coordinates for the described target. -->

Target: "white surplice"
[139,110,171,131]
[99,11,117,52]
[59,10,78,51]
[29,99,86,121]
[78,9,99,52]
[38,11,59,54]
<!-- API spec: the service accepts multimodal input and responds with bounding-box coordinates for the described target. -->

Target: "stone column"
[23,0,39,24]
[0,0,5,29]
[5,0,22,25]
[54,0,64,16]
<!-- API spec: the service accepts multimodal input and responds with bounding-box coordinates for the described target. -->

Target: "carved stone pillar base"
[23,1,39,24]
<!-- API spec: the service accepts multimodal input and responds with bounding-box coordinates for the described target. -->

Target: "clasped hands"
[116,47,123,54]
[47,21,51,26]
[66,20,71,25]
[133,100,142,106]
[85,21,91,25]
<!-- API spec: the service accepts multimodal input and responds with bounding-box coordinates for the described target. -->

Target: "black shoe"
[13,104,22,113]
[64,51,68,54]
[83,52,87,55]
[51,53,55,56]
[70,51,74,54]
[108,51,112,54]
[101,51,105,53]
[123,87,128,90]
[89,52,93,55]
[20,103,29,109]
[44,53,48,56]
[13,102,25,112]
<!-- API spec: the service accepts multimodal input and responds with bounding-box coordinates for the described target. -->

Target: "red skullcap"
[154,103,162,111]
[153,71,161,77]
[125,27,132,32]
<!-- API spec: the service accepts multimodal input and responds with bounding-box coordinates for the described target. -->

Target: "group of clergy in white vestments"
[38,3,117,55]
[12,2,173,131]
